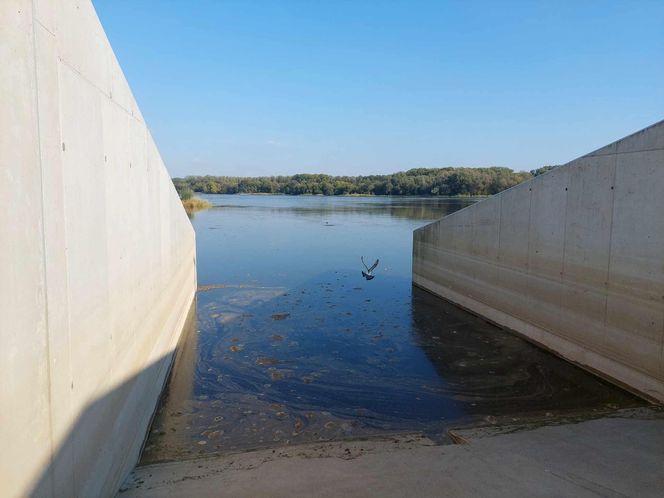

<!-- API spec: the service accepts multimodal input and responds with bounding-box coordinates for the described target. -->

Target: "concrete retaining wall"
[0,1,196,496]
[413,121,664,402]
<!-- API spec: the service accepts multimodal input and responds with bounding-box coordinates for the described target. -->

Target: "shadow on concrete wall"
[28,303,197,498]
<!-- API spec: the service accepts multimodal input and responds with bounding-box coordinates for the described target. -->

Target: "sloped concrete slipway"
[414,120,664,403]
[120,412,664,498]
[1,1,196,496]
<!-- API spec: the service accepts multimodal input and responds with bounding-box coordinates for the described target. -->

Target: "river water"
[141,194,641,464]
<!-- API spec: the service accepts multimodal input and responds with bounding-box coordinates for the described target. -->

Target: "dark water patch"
[140,275,642,464]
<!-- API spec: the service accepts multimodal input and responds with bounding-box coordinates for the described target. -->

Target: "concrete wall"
[413,121,664,403]
[0,1,197,496]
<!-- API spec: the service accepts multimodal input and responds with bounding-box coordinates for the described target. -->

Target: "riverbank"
[120,408,664,497]
[196,192,490,198]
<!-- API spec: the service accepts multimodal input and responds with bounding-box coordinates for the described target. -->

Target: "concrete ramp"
[413,121,664,402]
[1,1,196,496]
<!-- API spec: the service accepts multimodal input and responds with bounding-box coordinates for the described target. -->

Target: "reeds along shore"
[182,197,212,214]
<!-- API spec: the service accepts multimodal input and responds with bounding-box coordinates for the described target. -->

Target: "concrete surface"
[119,413,664,497]
[413,121,664,402]
[0,1,196,496]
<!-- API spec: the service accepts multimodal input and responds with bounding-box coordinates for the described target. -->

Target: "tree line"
[173,166,559,198]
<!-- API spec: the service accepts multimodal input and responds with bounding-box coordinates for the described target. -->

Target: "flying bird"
[361,256,379,280]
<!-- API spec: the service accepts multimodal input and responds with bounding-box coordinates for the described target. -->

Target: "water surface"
[141,195,641,463]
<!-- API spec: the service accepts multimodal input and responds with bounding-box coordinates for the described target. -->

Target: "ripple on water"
[139,277,643,464]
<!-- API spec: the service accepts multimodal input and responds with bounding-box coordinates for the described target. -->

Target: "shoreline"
[194,192,490,199]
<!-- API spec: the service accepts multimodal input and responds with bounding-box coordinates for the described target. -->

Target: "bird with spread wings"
[361,256,379,280]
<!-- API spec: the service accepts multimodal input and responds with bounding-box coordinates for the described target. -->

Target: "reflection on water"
[141,195,641,464]
[208,196,478,220]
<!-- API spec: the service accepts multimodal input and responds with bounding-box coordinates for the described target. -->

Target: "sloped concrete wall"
[0,1,196,496]
[413,121,664,402]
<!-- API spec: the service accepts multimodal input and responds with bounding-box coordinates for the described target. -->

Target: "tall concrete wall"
[0,1,196,496]
[413,121,664,403]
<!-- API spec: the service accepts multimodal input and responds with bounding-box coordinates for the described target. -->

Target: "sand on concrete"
[119,410,664,498]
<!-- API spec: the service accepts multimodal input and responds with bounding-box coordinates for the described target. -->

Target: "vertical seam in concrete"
[30,2,55,495]
[561,178,569,278]
[103,40,118,397]
[660,307,664,380]
[54,22,78,495]
[559,171,570,320]
[497,193,503,266]
[524,185,534,319]
[660,304,664,379]
[602,153,618,329]
[526,183,543,276]
[526,185,533,275]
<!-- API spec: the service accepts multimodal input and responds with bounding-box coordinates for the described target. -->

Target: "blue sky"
[93,0,664,178]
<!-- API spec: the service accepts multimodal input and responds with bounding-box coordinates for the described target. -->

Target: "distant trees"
[172,166,542,197]
[530,165,560,177]
[175,185,194,200]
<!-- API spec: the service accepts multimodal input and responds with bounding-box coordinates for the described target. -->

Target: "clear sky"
[93,0,664,178]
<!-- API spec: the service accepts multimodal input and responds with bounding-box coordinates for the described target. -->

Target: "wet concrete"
[124,410,664,498]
